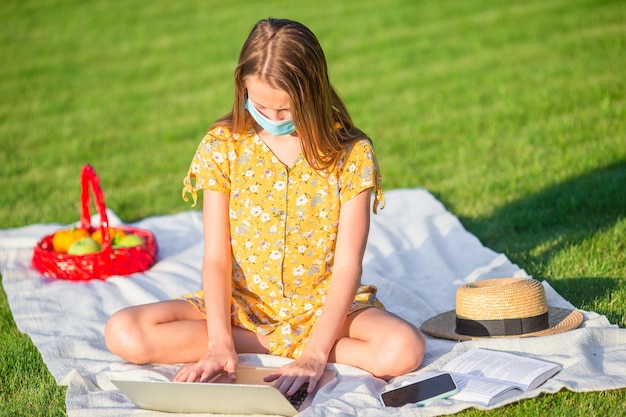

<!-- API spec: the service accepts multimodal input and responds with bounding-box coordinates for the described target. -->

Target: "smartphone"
[379,372,458,408]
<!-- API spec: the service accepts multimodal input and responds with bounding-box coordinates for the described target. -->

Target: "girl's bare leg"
[104,300,269,364]
[106,300,424,379]
[329,307,426,379]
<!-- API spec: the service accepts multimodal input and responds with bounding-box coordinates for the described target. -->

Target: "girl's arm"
[174,189,237,382]
[268,188,372,394]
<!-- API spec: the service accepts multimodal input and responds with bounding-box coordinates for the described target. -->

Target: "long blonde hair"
[213,18,369,171]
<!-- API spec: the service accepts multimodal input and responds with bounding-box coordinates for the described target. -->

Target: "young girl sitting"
[105,17,425,396]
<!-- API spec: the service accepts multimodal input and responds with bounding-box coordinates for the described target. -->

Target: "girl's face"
[244,75,292,122]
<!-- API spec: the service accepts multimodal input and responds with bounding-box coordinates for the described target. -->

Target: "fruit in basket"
[113,234,144,248]
[52,227,91,253]
[67,237,102,255]
[91,228,126,245]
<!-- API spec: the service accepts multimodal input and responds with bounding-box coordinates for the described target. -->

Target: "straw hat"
[420,277,583,341]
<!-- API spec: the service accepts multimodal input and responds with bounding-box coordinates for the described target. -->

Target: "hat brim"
[420,307,584,341]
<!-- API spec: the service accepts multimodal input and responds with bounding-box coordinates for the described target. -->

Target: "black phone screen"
[380,373,457,407]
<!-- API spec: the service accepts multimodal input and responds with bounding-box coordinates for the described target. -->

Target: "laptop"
[112,366,337,416]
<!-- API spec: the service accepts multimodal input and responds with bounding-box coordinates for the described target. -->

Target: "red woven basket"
[32,165,158,280]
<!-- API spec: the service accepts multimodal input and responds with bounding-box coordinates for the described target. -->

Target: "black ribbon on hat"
[455,311,549,337]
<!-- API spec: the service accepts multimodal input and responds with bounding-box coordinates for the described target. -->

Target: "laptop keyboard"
[286,385,309,410]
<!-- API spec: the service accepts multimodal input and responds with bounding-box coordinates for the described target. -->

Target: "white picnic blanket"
[1,188,625,417]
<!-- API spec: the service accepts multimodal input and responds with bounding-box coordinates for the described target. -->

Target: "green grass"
[1,0,624,415]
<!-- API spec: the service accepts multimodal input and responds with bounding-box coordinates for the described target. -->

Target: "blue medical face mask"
[245,98,296,136]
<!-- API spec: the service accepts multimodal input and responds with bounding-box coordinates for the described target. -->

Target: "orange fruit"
[52,227,90,253]
[91,228,126,245]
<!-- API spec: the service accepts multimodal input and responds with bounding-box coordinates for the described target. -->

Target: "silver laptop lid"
[112,366,336,416]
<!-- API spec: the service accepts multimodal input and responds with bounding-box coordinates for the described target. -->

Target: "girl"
[105,18,425,396]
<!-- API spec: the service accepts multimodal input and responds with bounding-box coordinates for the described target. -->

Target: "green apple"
[114,234,144,248]
[67,237,101,255]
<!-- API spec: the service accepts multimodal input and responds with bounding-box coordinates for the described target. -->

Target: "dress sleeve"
[338,139,385,214]
[182,127,232,207]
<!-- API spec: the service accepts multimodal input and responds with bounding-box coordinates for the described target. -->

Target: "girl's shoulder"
[340,138,375,159]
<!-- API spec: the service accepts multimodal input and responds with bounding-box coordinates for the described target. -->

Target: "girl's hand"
[263,353,326,396]
[173,347,238,383]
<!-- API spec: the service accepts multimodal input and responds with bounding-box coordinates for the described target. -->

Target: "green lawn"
[1,0,624,416]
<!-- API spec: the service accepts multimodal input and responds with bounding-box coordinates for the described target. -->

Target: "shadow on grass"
[548,276,623,326]
[462,160,626,259]
[457,161,626,324]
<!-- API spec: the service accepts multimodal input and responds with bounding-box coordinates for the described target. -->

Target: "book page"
[449,373,522,405]
[443,348,561,391]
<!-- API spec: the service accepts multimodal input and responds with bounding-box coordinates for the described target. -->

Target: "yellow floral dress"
[180,125,385,358]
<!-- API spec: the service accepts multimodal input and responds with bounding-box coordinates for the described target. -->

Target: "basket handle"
[79,164,113,252]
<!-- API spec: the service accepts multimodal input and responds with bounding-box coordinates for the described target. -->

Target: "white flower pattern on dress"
[181,126,384,358]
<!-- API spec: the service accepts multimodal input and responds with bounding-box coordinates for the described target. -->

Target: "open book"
[442,348,561,406]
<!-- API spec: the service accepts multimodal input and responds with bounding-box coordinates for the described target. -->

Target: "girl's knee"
[376,322,426,378]
[104,308,150,364]
[104,309,129,355]
[395,324,426,370]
